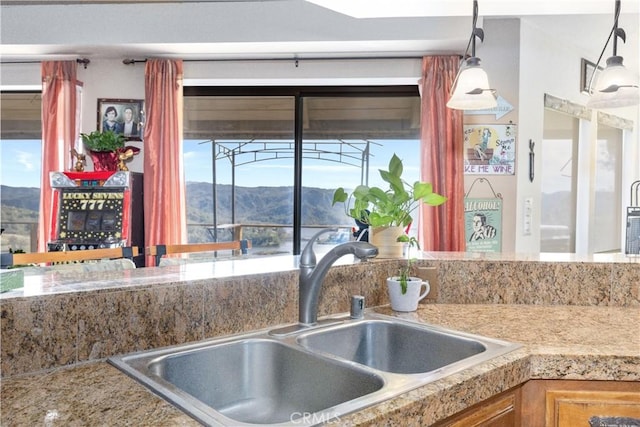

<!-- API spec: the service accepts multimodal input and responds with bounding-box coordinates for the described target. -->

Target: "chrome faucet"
[298,228,378,325]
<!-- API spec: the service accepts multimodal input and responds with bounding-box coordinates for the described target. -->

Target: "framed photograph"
[97,98,144,141]
[580,58,602,94]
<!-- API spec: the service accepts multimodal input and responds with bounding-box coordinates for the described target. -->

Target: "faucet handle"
[299,228,338,267]
[350,295,365,319]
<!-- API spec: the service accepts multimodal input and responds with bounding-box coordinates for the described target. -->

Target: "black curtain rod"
[122,55,427,65]
[1,58,91,69]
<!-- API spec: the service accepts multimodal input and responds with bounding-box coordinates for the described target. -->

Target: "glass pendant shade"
[587,56,639,109]
[446,57,497,110]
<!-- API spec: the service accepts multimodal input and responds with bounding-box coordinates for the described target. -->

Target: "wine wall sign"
[463,123,516,175]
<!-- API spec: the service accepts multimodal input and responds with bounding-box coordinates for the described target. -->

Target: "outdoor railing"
[0,222,353,254]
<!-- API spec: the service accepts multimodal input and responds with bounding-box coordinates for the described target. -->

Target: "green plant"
[80,130,126,152]
[332,153,447,228]
[396,235,419,294]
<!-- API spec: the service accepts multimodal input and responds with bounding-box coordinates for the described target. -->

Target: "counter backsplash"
[1,257,638,378]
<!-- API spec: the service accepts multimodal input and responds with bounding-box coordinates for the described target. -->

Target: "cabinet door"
[442,392,518,427]
[546,390,640,427]
[521,379,640,426]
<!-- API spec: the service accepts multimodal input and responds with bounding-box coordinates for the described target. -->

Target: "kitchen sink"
[145,339,383,424]
[297,319,487,374]
[109,313,520,426]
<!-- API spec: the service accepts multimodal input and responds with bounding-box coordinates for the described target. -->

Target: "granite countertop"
[3,251,636,300]
[2,304,639,426]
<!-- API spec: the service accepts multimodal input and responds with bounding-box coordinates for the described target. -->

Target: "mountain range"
[0,183,347,251]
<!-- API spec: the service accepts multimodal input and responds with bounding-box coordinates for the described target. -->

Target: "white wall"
[79,59,146,172]
[461,18,521,254]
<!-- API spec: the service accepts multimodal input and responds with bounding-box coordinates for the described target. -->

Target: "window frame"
[183,85,420,254]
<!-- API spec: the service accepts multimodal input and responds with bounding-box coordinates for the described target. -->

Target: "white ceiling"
[306,0,640,18]
[0,0,638,76]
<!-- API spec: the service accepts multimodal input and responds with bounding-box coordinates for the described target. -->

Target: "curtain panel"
[38,61,82,252]
[143,59,187,264]
[418,56,466,252]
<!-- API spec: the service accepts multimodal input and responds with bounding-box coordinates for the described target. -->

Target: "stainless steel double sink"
[108,313,520,426]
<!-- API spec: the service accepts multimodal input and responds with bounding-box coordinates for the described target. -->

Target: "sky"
[1,140,42,188]
[182,139,420,190]
[1,139,421,190]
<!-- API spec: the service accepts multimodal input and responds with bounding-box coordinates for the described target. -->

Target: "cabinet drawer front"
[546,390,640,427]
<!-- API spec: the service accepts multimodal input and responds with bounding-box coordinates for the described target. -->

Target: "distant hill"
[1,183,348,250]
[186,182,345,224]
[1,186,41,251]
[1,185,40,211]
[185,182,347,242]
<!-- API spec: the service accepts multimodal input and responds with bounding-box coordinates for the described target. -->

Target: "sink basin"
[111,338,383,426]
[297,319,486,374]
[109,314,520,426]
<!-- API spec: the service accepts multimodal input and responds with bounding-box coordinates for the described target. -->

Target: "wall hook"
[528,139,535,183]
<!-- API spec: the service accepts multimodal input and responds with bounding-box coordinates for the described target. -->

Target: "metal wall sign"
[463,123,516,175]
[464,178,503,253]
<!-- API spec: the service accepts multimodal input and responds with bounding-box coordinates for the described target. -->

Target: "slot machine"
[48,171,145,266]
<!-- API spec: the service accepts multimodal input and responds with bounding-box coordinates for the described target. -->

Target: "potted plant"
[332,153,447,257]
[80,130,140,171]
[385,235,430,311]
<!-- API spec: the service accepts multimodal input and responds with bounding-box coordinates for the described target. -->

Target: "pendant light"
[447,0,497,110]
[587,0,639,109]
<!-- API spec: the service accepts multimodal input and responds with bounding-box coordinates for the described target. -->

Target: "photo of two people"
[98,99,144,141]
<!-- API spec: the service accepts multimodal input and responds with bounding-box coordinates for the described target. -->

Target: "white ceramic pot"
[386,276,430,312]
[369,226,405,258]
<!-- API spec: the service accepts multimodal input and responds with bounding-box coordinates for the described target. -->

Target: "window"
[183,87,421,255]
[0,92,42,252]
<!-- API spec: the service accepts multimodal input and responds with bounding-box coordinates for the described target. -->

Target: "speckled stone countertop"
[2,304,638,426]
[3,251,637,300]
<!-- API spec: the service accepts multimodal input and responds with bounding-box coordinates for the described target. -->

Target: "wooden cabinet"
[434,387,521,427]
[521,380,640,427]
[433,380,640,427]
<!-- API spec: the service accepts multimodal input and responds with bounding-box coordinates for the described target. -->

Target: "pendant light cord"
[461,0,481,60]
[451,0,482,91]
[587,0,621,93]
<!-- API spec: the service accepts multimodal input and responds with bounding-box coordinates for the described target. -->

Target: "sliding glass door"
[183,87,420,256]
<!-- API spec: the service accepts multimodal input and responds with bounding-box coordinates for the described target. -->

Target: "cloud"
[15,150,35,171]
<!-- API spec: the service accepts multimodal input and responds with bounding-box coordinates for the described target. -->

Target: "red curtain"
[143,59,187,264]
[418,56,466,252]
[38,61,82,252]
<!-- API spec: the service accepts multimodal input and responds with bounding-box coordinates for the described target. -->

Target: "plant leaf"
[368,211,393,227]
[385,173,406,197]
[352,185,371,199]
[414,182,447,206]
[388,153,403,177]
[422,192,447,206]
[332,188,348,205]
[368,186,389,203]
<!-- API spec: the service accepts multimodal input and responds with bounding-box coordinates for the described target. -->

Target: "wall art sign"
[464,178,503,253]
[97,98,144,141]
[465,198,503,252]
[463,123,516,175]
